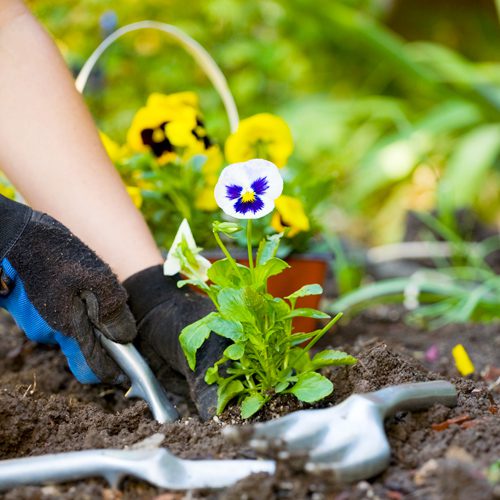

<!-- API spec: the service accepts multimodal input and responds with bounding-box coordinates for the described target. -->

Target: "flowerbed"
[0,309,498,499]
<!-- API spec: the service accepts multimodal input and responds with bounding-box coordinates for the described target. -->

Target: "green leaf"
[254,258,290,285]
[328,278,410,313]
[204,365,219,385]
[347,101,481,206]
[289,372,333,403]
[206,314,245,341]
[285,284,323,301]
[208,259,251,287]
[240,393,267,418]
[177,278,208,290]
[218,288,255,324]
[288,330,322,346]
[439,124,500,210]
[217,379,245,414]
[311,350,357,369]
[224,343,245,360]
[243,287,268,321]
[269,297,291,319]
[284,308,330,319]
[256,233,283,265]
[288,347,312,373]
[179,315,213,371]
[274,381,291,393]
[328,276,470,315]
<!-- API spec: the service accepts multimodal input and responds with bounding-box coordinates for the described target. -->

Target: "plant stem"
[213,230,241,276]
[303,312,343,354]
[246,374,257,390]
[246,219,255,281]
[283,313,343,379]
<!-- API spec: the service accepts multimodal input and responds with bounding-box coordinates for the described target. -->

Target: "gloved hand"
[0,194,136,384]
[123,265,229,420]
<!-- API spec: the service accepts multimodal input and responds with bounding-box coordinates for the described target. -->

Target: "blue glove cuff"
[0,257,100,384]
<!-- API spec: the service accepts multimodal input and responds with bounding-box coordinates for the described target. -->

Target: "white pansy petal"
[163,255,181,276]
[244,159,283,199]
[171,219,196,250]
[164,219,192,276]
[214,159,283,219]
[163,218,212,279]
[196,255,212,281]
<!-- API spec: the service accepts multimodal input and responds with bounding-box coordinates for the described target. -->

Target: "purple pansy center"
[225,176,269,215]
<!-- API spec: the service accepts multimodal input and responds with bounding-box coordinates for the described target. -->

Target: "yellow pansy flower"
[225,113,294,168]
[271,195,310,238]
[127,105,192,164]
[126,92,213,165]
[126,186,143,209]
[99,131,126,163]
[147,91,199,111]
[195,186,218,211]
[165,111,199,149]
[201,146,223,185]
[194,147,223,212]
[0,183,15,200]
[0,172,15,199]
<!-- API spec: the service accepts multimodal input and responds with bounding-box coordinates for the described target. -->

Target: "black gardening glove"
[123,265,229,420]
[0,194,136,384]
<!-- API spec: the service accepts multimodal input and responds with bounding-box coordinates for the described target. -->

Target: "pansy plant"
[177,159,356,418]
[104,95,317,253]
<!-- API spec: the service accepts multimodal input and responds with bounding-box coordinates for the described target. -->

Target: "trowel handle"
[0,448,159,491]
[367,380,457,417]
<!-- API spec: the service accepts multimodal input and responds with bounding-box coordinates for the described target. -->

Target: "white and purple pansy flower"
[214,159,283,219]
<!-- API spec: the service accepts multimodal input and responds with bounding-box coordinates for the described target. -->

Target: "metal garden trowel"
[224,380,457,483]
[97,331,179,423]
[84,292,179,424]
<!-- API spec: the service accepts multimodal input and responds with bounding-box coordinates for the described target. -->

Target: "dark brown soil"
[0,308,499,500]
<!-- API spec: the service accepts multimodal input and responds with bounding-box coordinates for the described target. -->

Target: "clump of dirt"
[0,310,499,500]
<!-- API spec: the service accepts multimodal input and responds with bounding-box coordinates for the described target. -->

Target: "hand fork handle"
[364,380,457,417]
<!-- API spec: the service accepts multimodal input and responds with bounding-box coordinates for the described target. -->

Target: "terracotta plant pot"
[204,250,330,333]
[268,254,329,332]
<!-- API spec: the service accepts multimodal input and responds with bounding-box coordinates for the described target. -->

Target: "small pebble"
[445,446,474,463]
[414,459,438,485]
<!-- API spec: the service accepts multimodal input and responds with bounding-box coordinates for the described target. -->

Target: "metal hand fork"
[224,380,457,483]
[0,447,275,491]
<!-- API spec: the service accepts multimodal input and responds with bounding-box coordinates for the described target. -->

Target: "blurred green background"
[30,0,500,245]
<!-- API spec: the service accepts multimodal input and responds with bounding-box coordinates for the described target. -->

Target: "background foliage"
[29,0,500,244]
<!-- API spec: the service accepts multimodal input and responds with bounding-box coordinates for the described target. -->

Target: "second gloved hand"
[123,265,229,420]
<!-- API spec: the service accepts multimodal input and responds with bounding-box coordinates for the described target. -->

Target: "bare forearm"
[0,1,162,280]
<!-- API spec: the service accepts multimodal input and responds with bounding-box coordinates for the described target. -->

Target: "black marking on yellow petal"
[141,121,174,157]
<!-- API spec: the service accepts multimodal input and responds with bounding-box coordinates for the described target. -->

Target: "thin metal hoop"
[75,21,239,132]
